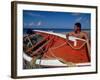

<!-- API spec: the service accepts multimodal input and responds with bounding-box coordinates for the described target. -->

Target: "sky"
[23,10,91,29]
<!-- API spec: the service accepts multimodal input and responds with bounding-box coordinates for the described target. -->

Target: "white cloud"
[75,16,83,22]
[27,21,43,27]
[37,21,42,26]
[29,22,35,26]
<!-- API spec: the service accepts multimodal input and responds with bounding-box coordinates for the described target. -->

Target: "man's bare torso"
[68,31,88,39]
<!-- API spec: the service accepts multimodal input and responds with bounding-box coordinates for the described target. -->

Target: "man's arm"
[82,32,88,40]
[66,33,69,41]
[85,33,91,56]
[66,32,73,41]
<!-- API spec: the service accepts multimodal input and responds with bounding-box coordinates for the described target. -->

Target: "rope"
[67,41,87,50]
[38,45,76,67]
[26,35,33,47]
[48,38,87,50]
[46,49,76,67]
[50,42,66,49]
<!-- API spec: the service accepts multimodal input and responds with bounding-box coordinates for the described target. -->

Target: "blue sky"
[23,10,91,29]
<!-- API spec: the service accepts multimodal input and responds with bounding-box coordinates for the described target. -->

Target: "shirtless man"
[66,22,88,40]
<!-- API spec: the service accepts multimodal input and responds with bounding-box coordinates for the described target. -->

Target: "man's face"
[74,26,81,32]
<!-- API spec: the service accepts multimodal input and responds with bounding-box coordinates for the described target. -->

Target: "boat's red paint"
[34,31,90,63]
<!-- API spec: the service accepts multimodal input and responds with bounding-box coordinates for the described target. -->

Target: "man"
[66,22,88,40]
[66,22,90,54]
[66,23,90,63]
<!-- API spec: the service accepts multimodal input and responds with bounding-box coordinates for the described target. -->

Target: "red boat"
[23,30,91,68]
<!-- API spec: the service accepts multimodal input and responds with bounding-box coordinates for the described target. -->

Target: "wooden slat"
[31,37,54,56]
[26,36,49,53]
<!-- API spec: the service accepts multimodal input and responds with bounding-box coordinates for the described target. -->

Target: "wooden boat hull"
[23,30,90,67]
[34,30,90,65]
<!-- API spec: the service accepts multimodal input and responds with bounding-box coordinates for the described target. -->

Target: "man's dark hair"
[75,22,81,29]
